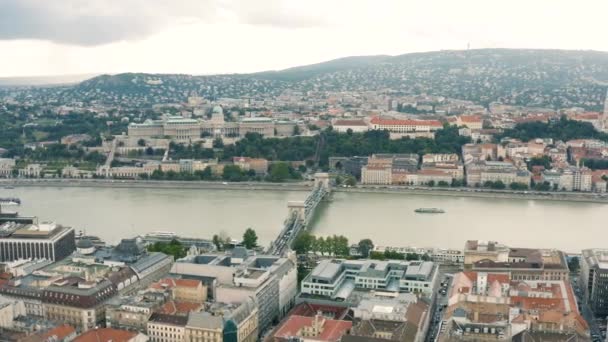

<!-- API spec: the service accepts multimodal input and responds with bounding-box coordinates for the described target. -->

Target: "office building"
[580,249,608,315]
[301,259,438,301]
[0,221,75,262]
[170,249,297,334]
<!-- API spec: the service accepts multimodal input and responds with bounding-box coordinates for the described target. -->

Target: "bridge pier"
[287,201,306,220]
[313,172,331,192]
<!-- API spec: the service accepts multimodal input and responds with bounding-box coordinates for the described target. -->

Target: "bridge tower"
[287,201,306,221]
[313,172,331,192]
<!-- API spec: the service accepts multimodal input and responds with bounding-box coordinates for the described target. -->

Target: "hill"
[65,49,608,110]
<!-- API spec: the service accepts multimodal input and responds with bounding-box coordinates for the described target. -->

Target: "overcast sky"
[1,0,608,77]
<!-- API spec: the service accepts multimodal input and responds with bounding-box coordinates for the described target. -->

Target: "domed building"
[211,106,225,125]
[76,238,96,255]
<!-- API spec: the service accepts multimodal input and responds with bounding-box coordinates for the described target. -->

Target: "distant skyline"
[1,0,608,77]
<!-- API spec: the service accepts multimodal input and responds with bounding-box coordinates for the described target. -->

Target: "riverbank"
[2,179,608,203]
[0,179,312,192]
[344,186,608,204]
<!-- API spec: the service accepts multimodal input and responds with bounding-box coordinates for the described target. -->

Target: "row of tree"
[292,231,350,256]
[147,239,187,259]
[369,249,432,261]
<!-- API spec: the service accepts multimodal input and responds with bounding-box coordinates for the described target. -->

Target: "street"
[571,275,606,342]
[426,264,460,342]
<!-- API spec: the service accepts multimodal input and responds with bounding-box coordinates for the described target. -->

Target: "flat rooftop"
[311,260,343,281]
[0,221,69,239]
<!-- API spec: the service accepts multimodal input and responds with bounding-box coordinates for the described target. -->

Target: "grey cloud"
[0,0,328,46]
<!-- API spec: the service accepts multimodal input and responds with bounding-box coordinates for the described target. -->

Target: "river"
[2,186,606,252]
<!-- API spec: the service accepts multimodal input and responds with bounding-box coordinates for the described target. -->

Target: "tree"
[406,253,421,261]
[293,231,314,255]
[427,180,435,187]
[222,165,244,182]
[318,236,328,256]
[293,125,301,136]
[242,228,258,249]
[269,162,290,182]
[509,182,529,190]
[438,180,449,187]
[568,256,580,273]
[147,239,186,259]
[344,176,357,187]
[493,180,506,189]
[213,137,224,148]
[137,138,146,147]
[358,239,374,258]
[334,235,349,256]
[527,155,552,171]
[212,234,223,251]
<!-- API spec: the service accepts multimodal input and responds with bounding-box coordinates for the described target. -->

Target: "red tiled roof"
[289,302,350,320]
[273,315,352,342]
[333,120,367,127]
[158,300,203,315]
[41,324,76,340]
[370,117,442,127]
[458,115,482,123]
[574,112,600,120]
[150,278,201,290]
[461,271,510,285]
[73,328,136,342]
[418,169,452,176]
[511,296,564,311]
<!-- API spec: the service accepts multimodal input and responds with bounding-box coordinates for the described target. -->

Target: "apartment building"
[42,278,117,332]
[456,115,483,130]
[348,292,430,342]
[465,161,531,187]
[272,313,352,342]
[0,158,15,177]
[105,292,167,331]
[437,271,588,341]
[185,299,258,342]
[464,240,569,281]
[147,313,188,342]
[150,278,207,303]
[361,164,392,185]
[232,157,269,175]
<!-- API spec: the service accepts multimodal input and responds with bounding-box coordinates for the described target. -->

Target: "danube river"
[2,186,607,252]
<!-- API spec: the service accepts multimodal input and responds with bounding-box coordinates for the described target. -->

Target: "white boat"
[145,231,178,238]
[414,208,445,214]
